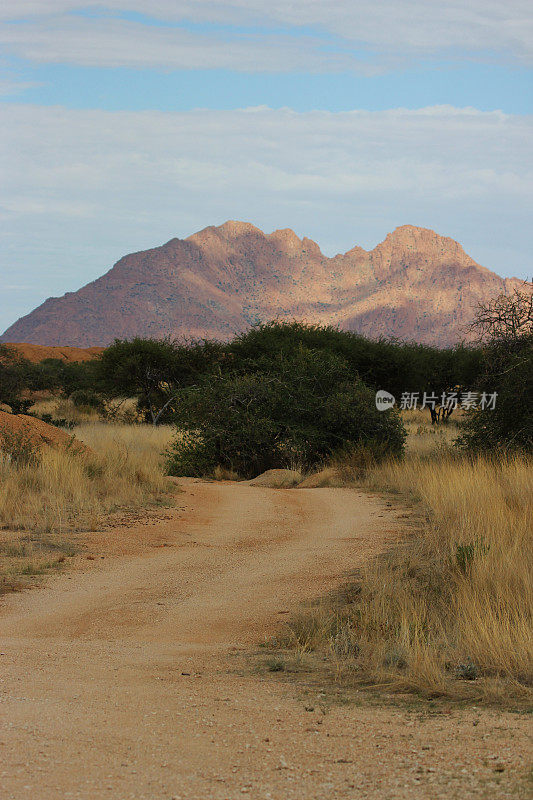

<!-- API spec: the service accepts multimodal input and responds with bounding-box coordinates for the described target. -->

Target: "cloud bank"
[1,1,531,72]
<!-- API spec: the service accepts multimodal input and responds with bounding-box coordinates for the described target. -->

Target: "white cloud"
[0,78,40,94]
[0,16,373,73]
[0,1,531,70]
[0,103,532,331]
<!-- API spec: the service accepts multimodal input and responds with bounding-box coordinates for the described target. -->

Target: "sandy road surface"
[0,482,530,799]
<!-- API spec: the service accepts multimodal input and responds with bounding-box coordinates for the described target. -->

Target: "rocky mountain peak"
[1,222,528,347]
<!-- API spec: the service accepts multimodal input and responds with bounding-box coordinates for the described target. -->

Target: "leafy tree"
[96,337,225,425]
[32,358,98,395]
[96,338,180,425]
[166,346,406,478]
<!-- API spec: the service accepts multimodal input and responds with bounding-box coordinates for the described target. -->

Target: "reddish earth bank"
[3,343,103,363]
[0,409,90,454]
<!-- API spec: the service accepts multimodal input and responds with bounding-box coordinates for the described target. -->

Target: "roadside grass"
[0,422,175,593]
[282,413,533,705]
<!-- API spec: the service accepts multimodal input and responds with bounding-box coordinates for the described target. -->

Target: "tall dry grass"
[401,407,461,456]
[0,423,174,535]
[29,396,141,425]
[285,417,533,702]
[0,421,175,592]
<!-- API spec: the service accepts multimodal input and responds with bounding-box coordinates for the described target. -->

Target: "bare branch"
[470,284,533,343]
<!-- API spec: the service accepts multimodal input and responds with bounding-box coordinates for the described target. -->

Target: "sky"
[1,1,532,333]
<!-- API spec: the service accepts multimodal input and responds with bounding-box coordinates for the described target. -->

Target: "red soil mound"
[0,410,91,456]
[4,343,103,364]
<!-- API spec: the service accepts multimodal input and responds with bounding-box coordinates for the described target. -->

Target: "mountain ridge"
[1,222,528,347]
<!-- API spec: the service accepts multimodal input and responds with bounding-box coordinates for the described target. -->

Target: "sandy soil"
[0,481,530,799]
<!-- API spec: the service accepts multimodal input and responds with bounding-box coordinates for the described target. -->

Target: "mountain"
[1,222,527,347]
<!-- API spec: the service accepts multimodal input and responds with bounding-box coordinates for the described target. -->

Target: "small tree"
[470,287,532,343]
[96,337,225,425]
[96,338,182,425]
[458,287,533,452]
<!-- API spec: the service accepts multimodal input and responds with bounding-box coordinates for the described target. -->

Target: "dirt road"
[0,482,530,799]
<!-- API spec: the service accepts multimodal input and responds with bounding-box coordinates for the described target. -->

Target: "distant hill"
[3,343,103,363]
[1,222,528,347]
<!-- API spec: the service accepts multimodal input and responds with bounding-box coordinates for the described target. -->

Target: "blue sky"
[1,1,532,333]
[4,60,533,115]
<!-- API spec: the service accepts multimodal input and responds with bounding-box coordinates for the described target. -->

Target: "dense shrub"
[227,321,482,402]
[166,347,405,478]
[34,358,99,395]
[0,349,100,407]
[0,345,33,408]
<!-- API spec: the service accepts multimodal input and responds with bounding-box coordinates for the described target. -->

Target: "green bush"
[0,345,34,408]
[459,336,532,452]
[227,321,482,404]
[166,347,405,478]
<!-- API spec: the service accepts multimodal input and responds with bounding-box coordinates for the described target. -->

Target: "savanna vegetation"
[1,289,531,700]
[0,422,173,534]
[274,292,532,703]
[459,287,532,452]
[165,346,406,478]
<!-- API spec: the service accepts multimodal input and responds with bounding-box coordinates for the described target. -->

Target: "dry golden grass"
[285,417,533,703]
[29,397,98,425]
[29,396,142,425]
[75,420,173,461]
[213,464,241,481]
[0,422,175,592]
[402,407,461,456]
[294,411,462,487]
